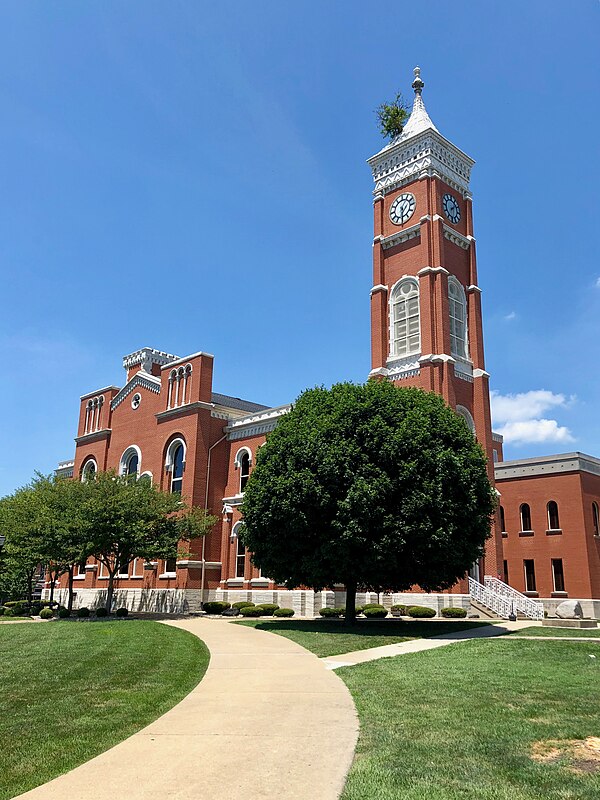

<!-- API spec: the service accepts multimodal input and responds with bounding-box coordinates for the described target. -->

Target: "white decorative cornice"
[80,386,119,401]
[454,359,474,379]
[472,368,490,379]
[417,266,450,277]
[370,284,388,295]
[495,452,600,481]
[492,432,504,444]
[466,284,482,294]
[111,371,161,411]
[385,355,421,381]
[419,353,456,365]
[123,347,179,373]
[380,223,421,250]
[155,400,214,422]
[368,367,390,378]
[75,428,111,444]
[368,128,475,199]
[419,214,431,223]
[160,351,215,370]
[225,404,291,441]
[443,224,471,250]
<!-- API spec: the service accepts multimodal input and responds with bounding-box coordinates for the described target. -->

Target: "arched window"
[120,446,141,478]
[456,405,475,434]
[233,523,246,579]
[81,458,97,482]
[171,444,184,494]
[448,278,468,359]
[547,500,560,531]
[592,502,599,536]
[500,505,506,533]
[240,452,250,492]
[520,503,532,532]
[390,278,420,358]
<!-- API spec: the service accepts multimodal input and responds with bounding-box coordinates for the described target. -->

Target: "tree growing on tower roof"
[375,92,409,139]
[241,382,496,624]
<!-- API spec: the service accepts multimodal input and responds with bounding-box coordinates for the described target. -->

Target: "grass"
[236,618,487,657]
[0,620,209,799]
[339,639,600,800]
[512,625,600,638]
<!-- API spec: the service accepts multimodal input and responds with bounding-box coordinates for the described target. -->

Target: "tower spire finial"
[412,65,424,96]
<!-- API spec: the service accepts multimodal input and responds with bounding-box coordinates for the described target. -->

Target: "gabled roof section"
[211,393,269,413]
[110,370,161,411]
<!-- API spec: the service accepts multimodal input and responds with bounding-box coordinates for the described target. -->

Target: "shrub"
[319,607,338,618]
[255,603,279,616]
[391,604,408,614]
[240,605,263,617]
[202,601,231,615]
[95,607,108,618]
[364,607,388,618]
[116,607,129,618]
[232,601,255,610]
[407,605,436,618]
[58,607,71,618]
[274,607,294,617]
[363,603,385,610]
[355,605,365,615]
[40,607,54,619]
[77,607,90,618]
[440,607,467,618]
[3,600,22,608]
[3,608,15,617]
[0,607,5,616]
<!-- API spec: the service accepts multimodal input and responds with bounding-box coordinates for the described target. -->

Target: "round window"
[131,393,141,410]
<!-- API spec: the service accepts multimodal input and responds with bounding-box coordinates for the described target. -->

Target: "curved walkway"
[15,618,359,800]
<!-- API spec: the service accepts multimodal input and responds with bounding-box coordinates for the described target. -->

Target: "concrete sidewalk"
[322,620,536,669]
[15,618,359,800]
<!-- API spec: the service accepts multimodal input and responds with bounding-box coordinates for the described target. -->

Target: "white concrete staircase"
[469,575,544,620]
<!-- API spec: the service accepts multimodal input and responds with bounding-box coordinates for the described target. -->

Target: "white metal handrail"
[468,575,544,620]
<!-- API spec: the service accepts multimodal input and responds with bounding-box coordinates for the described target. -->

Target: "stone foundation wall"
[45,587,600,620]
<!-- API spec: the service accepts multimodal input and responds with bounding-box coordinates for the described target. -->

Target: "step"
[469,599,502,620]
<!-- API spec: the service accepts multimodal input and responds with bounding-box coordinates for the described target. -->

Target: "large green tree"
[0,486,48,604]
[241,382,496,623]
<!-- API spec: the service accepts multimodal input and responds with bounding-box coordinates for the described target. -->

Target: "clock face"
[389,192,416,226]
[442,193,461,224]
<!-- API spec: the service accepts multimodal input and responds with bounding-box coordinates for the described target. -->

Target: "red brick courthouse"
[54,69,600,618]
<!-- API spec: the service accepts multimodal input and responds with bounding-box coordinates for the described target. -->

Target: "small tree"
[81,472,217,612]
[0,487,47,604]
[375,92,409,139]
[241,382,496,624]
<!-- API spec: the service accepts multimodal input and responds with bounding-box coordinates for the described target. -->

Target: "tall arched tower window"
[390,278,420,358]
[593,502,600,536]
[547,500,560,531]
[520,503,532,533]
[165,438,186,495]
[448,278,468,359]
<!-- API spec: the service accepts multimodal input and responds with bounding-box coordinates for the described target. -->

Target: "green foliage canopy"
[241,382,496,615]
[375,92,409,139]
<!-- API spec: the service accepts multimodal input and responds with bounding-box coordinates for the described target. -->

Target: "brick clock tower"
[368,67,503,584]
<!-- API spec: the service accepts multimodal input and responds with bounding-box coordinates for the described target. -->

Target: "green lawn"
[237,618,488,657]
[0,620,209,800]
[512,625,600,638]
[339,639,600,800]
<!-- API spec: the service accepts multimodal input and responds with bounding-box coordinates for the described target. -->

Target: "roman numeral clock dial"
[389,192,416,225]
[442,192,461,224]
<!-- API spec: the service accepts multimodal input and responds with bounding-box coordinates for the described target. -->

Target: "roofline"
[161,351,215,369]
[80,386,120,400]
[495,451,600,480]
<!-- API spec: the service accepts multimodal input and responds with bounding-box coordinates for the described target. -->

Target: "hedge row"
[203,601,295,618]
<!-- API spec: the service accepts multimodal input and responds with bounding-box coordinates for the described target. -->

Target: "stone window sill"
[546,529,562,536]
[551,591,568,598]
[524,591,539,597]
[158,572,177,579]
[501,532,508,538]
[519,530,535,537]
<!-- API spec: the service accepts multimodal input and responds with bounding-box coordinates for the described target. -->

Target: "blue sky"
[0,1,598,495]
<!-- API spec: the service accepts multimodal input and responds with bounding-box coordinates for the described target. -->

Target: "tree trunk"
[26,568,34,605]
[67,566,75,613]
[49,572,56,603]
[106,570,115,613]
[344,579,357,626]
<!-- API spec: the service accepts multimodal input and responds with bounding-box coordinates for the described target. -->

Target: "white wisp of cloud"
[491,390,575,445]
